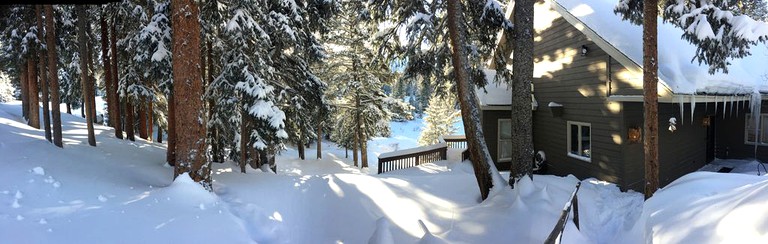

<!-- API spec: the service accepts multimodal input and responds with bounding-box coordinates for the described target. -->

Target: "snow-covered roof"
[476,69,512,106]
[554,0,768,94]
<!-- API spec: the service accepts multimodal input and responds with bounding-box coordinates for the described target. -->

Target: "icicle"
[690,95,696,125]
[704,94,709,114]
[750,93,762,158]
[730,96,735,118]
[679,96,685,125]
[723,96,727,119]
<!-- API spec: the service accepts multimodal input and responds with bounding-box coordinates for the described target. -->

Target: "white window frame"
[567,121,592,162]
[498,119,512,162]
[744,114,768,146]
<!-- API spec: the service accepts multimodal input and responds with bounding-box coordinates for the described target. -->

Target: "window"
[567,121,591,162]
[498,119,512,162]
[744,114,768,146]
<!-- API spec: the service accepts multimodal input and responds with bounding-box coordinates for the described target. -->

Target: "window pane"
[747,114,757,143]
[499,140,512,159]
[570,124,579,155]
[581,126,591,158]
[500,120,512,139]
[761,115,768,144]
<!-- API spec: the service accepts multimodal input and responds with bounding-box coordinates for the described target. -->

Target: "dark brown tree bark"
[138,98,148,139]
[20,63,29,120]
[28,53,40,129]
[206,40,222,163]
[352,94,359,167]
[157,126,163,143]
[509,0,535,184]
[45,5,62,148]
[76,5,95,146]
[100,13,115,129]
[126,99,135,141]
[298,135,305,160]
[36,5,52,143]
[148,100,153,142]
[66,103,71,114]
[643,0,660,199]
[109,16,123,139]
[167,92,176,165]
[316,125,322,159]
[171,0,209,186]
[446,0,494,200]
[85,35,97,125]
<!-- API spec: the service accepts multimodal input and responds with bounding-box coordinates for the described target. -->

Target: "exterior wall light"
[628,127,641,143]
[581,45,588,56]
[702,116,711,127]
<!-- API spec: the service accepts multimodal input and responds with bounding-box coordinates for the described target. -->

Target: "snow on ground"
[1,100,767,243]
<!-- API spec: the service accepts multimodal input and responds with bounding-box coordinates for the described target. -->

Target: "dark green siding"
[622,102,709,191]
[530,10,626,187]
[713,100,768,161]
[482,109,511,171]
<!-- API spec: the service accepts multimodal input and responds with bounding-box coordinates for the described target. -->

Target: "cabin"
[479,0,768,191]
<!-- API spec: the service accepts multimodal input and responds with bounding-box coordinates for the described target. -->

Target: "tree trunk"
[157,126,163,143]
[109,16,123,139]
[138,98,148,139]
[167,92,176,165]
[171,0,209,187]
[27,55,40,129]
[76,6,95,146]
[148,100,153,142]
[446,0,496,200]
[80,97,85,118]
[240,108,248,173]
[316,125,322,159]
[643,0,660,199]
[85,40,97,125]
[45,5,62,147]
[353,95,360,167]
[100,13,115,129]
[298,135,305,160]
[361,131,368,168]
[126,99,135,141]
[509,0,535,184]
[66,103,71,114]
[37,5,52,143]
[206,40,222,163]
[20,62,29,120]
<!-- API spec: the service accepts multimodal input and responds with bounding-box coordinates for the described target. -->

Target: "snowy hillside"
[1,101,767,243]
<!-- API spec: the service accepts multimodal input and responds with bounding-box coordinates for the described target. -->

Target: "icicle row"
[691,95,696,125]
[679,96,685,126]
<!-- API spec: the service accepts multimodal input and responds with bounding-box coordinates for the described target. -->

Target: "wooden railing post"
[544,182,581,244]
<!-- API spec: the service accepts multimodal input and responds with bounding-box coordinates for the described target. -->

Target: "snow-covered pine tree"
[418,92,460,146]
[55,5,83,115]
[263,0,337,161]
[615,0,768,74]
[119,2,150,141]
[370,0,510,200]
[200,0,226,163]
[213,0,288,173]
[323,0,394,168]
[0,5,33,119]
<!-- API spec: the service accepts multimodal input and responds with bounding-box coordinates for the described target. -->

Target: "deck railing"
[544,182,581,244]
[440,135,467,148]
[377,143,447,174]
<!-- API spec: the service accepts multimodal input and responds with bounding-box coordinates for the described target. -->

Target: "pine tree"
[324,0,393,168]
[615,0,768,74]
[76,5,95,146]
[418,93,460,146]
[36,5,52,143]
[45,5,63,148]
[370,0,510,200]
[509,0,535,185]
[171,0,209,187]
